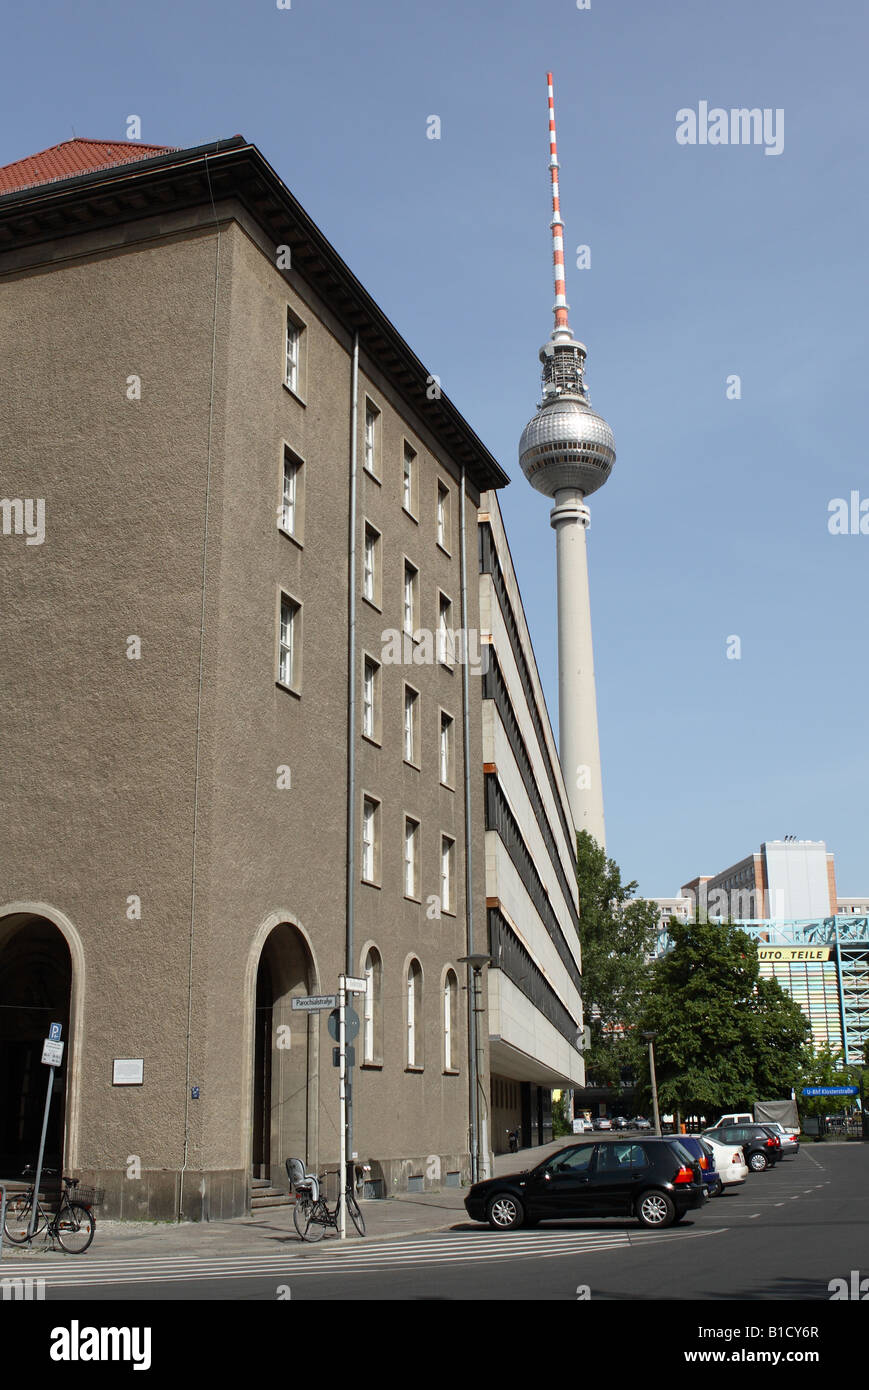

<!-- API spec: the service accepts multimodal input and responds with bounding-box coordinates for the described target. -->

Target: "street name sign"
[343,976,368,993]
[292,995,338,1011]
[801,1086,858,1096]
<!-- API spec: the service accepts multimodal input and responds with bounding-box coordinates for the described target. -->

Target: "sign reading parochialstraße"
[291,995,338,1011]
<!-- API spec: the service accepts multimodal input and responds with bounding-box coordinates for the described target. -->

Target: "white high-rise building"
[519,75,615,847]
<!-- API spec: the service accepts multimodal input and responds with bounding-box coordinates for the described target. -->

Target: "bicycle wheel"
[55,1202,95,1254]
[301,1200,327,1242]
[292,1196,312,1239]
[346,1191,365,1237]
[3,1194,44,1243]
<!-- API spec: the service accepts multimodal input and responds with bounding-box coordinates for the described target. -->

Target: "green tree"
[575,831,659,1090]
[635,919,810,1120]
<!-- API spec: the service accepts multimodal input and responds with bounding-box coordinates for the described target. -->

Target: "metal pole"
[649,1041,662,1137]
[338,977,347,1240]
[473,969,487,1179]
[29,1066,55,1240]
[0,1183,7,1260]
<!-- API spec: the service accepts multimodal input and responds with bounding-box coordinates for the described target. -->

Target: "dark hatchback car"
[465,1138,706,1231]
[704,1124,781,1172]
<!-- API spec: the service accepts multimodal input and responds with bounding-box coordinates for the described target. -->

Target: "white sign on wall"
[113,1058,144,1086]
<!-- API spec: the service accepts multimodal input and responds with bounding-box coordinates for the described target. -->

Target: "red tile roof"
[0,138,179,195]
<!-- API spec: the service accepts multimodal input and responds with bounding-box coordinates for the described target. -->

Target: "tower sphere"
[519,393,615,499]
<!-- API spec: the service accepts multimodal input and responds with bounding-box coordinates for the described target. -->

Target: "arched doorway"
[251,922,316,1184]
[0,914,73,1176]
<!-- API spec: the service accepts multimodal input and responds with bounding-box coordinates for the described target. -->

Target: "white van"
[710,1112,753,1128]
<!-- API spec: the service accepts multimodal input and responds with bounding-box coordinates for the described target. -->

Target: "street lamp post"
[642,1031,662,1137]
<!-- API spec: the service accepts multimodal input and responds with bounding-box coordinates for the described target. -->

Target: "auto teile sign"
[758,947,831,962]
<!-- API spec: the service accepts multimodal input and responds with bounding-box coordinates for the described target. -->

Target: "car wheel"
[636,1190,676,1229]
[487,1193,525,1230]
[749,1151,767,1172]
[711,1178,724,1197]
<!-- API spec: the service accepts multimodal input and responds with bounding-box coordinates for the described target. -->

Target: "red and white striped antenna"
[547,71,570,337]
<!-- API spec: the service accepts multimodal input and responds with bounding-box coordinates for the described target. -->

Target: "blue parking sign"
[49,1022,62,1042]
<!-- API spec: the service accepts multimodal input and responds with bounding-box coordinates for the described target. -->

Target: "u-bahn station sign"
[758,946,832,962]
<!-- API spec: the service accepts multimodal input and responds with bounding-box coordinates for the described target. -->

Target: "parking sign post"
[29,1025,64,1240]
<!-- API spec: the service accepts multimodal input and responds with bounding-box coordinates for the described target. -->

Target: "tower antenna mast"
[547,71,570,338]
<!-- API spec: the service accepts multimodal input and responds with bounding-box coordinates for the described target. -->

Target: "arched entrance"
[0,914,73,1176]
[251,922,316,1184]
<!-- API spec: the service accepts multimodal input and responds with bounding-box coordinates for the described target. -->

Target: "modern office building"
[0,134,510,1217]
[678,839,838,922]
[479,494,585,1152]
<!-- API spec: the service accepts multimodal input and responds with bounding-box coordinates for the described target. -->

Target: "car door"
[528,1142,598,1219]
[580,1142,637,1215]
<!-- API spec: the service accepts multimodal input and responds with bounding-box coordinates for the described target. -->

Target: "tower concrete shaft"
[551,489,605,846]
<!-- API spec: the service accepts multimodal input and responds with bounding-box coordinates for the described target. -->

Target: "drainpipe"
[345,333,360,1180]
[459,468,483,1180]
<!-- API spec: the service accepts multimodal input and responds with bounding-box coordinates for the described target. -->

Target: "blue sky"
[4,0,867,898]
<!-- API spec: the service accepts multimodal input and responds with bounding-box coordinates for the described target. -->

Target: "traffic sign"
[292,995,338,1011]
[328,1008,360,1042]
[49,1023,63,1042]
[801,1085,858,1097]
[42,1039,64,1067]
[333,1046,356,1068]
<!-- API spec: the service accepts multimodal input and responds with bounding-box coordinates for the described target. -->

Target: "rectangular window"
[436,481,451,551]
[438,592,454,666]
[404,685,419,765]
[278,594,300,689]
[403,561,418,636]
[284,310,306,396]
[404,817,420,899]
[441,836,455,914]
[363,657,381,742]
[362,796,380,884]
[364,400,381,478]
[363,523,381,606]
[402,441,418,517]
[440,711,454,786]
[280,447,303,540]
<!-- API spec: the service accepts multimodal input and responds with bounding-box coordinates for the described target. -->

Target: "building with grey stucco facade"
[0,134,584,1218]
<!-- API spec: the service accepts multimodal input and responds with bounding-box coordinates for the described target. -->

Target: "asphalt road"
[11,1143,866,1302]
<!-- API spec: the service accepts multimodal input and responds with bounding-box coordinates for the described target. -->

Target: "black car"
[464,1138,706,1231]
[704,1124,781,1172]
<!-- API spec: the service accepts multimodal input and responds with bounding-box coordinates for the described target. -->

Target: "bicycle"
[286,1158,365,1242]
[3,1167,101,1253]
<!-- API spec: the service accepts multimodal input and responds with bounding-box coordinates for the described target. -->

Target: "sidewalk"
[0,1140,567,1264]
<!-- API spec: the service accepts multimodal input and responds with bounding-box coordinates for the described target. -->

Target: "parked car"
[464,1137,706,1231]
[703,1124,780,1172]
[675,1134,719,1197]
[593,1117,613,1131]
[632,1116,652,1131]
[700,1133,749,1190]
[761,1122,799,1157]
[611,1116,629,1130]
[709,1112,754,1130]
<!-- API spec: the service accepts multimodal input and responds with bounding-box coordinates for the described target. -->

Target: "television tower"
[519,72,615,847]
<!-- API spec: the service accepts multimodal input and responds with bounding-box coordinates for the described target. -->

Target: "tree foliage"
[575,831,659,1088]
[635,919,811,1117]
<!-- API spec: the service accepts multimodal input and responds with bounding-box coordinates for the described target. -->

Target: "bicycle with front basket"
[3,1167,101,1253]
[286,1158,365,1242]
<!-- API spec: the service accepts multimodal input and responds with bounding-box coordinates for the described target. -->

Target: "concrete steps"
[251,1177,292,1211]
